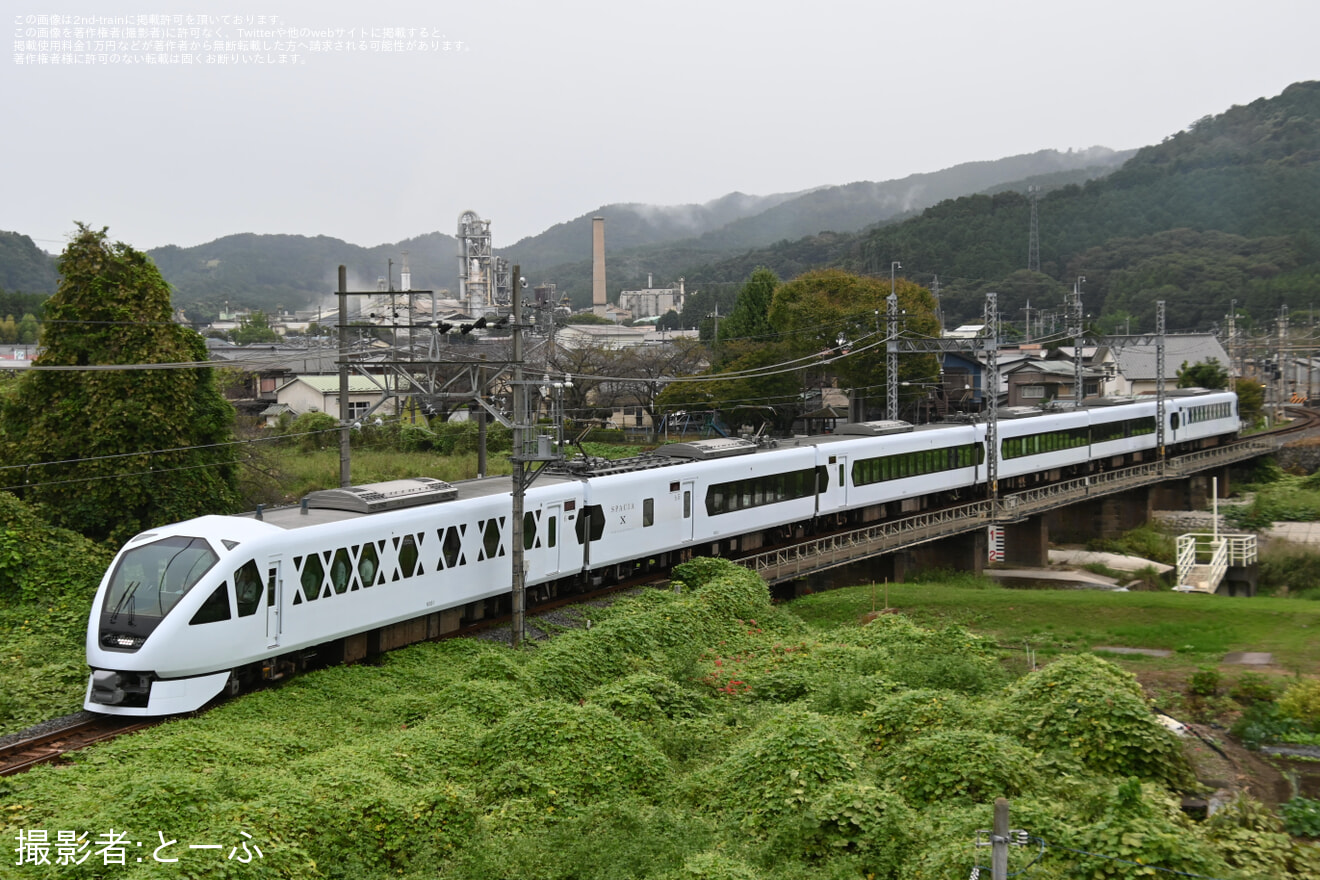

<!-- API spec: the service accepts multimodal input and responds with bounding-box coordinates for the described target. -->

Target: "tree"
[231,310,281,344]
[769,269,941,418]
[656,340,803,434]
[1232,376,1264,427]
[593,338,709,430]
[1177,357,1230,389]
[716,267,779,356]
[0,224,241,543]
[16,313,39,344]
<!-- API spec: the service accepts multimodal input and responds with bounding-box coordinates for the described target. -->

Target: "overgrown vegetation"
[1085,524,1177,566]
[3,559,1318,878]
[0,492,113,729]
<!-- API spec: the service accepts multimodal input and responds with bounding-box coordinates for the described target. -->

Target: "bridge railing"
[740,499,994,581]
[739,437,1272,585]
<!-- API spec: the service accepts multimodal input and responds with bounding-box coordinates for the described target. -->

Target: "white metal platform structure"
[1173,481,1257,594]
[1174,532,1257,593]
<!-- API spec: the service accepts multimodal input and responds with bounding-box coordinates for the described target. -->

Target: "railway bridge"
[736,435,1279,595]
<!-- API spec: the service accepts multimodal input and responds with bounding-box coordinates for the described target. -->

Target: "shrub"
[1281,795,1320,838]
[1189,666,1221,696]
[1206,793,1320,876]
[590,672,710,722]
[1002,653,1192,786]
[0,491,113,603]
[664,851,760,880]
[862,689,981,750]
[1087,524,1177,565]
[845,617,1004,694]
[708,708,860,831]
[1278,679,1320,728]
[882,730,1038,806]
[287,410,338,450]
[478,701,670,806]
[780,782,914,878]
[1258,540,1320,598]
[1230,671,1278,704]
[1231,701,1307,749]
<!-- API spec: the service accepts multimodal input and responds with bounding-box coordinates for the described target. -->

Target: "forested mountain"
[692,81,1320,332]
[0,232,57,293]
[146,231,463,319]
[505,149,1131,301]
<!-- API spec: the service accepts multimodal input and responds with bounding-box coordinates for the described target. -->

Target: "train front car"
[85,515,276,715]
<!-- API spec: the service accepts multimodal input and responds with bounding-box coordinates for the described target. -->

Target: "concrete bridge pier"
[908,529,987,577]
[1152,467,1232,510]
[1002,516,1049,567]
[1046,487,1153,543]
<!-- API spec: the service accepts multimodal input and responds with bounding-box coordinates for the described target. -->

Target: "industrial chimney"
[592,216,606,317]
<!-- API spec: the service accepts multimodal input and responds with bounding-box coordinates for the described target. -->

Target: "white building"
[618,275,685,319]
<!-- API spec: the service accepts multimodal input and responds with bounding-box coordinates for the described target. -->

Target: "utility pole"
[337,266,352,488]
[1027,185,1040,274]
[984,292,998,506]
[1276,305,1289,422]
[992,798,1010,880]
[1069,277,1085,406]
[888,262,901,419]
[509,267,566,647]
[1156,301,1166,466]
[511,268,528,647]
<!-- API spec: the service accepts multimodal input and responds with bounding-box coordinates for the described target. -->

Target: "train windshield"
[103,536,219,620]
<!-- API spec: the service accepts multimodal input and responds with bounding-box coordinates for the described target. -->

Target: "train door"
[265,558,283,650]
[824,454,849,511]
[681,480,695,542]
[543,502,563,575]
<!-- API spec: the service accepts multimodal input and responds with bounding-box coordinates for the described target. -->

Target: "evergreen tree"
[0,224,240,543]
[717,267,779,351]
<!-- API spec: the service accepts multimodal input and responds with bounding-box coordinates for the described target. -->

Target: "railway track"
[0,715,161,776]
[1276,405,1320,438]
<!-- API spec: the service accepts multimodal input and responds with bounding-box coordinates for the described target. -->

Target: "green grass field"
[788,578,1320,672]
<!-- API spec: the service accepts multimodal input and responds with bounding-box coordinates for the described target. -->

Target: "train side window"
[359,543,379,588]
[299,555,324,601]
[189,583,232,625]
[524,511,539,551]
[547,516,557,547]
[575,505,605,543]
[234,560,262,617]
[480,518,506,561]
[1171,413,1180,430]
[643,498,654,527]
[683,490,691,518]
[398,535,419,579]
[330,548,352,594]
[441,525,465,569]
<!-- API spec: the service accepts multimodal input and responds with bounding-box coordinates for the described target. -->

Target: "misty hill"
[527,154,1133,309]
[689,148,1132,253]
[504,149,1131,280]
[147,231,462,319]
[501,190,808,268]
[686,80,1320,332]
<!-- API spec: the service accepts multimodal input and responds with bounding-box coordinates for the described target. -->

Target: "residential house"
[1103,334,1230,396]
[274,375,401,422]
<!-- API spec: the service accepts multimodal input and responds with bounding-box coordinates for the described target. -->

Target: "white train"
[86,389,1238,715]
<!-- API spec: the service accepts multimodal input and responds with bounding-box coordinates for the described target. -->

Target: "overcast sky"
[5,0,1317,255]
